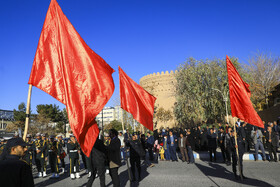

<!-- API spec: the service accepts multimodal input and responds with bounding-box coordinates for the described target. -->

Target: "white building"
[95,106,123,125]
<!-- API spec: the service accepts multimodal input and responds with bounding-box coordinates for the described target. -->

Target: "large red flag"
[226,56,263,128]
[119,67,156,131]
[28,0,115,156]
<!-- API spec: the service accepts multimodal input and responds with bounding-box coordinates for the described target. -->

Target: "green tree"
[105,120,123,132]
[56,121,65,133]
[8,102,27,131]
[36,104,64,122]
[174,57,245,127]
[34,104,66,134]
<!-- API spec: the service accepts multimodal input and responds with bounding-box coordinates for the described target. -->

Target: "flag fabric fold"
[226,56,263,128]
[119,66,156,131]
[28,0,115,157]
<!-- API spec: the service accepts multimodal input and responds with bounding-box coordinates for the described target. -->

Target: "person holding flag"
[230,129,246,180]
[226,55,264,180]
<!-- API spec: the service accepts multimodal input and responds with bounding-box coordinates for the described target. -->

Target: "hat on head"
[41,134,46,137]
[6,137,32,148]
[104,132,109,137]
[57,134,62,138]
[36,133,41,137]
[132,132,137,136]
[69,134,75,137]
[26,134,32,138]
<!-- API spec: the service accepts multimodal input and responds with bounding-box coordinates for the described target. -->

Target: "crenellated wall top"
[140,70,178,82]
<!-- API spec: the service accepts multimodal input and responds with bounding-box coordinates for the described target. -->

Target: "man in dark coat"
[243,123,253,152]
[218,127,226,163]
[230,129,246,180]
[207,128,217,162]
[108,129,121,187]
[126,132,145,182]
[86,138,107,187]
[224,127,233,166]
[0,137,34,187]
[265,126,278,162]
[186,129,195,151]
[146,131,154,161]
[199,128,208,151]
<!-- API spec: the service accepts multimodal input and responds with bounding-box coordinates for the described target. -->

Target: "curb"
[193,151,280,161]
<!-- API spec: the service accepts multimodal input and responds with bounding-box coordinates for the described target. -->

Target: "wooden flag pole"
[23,84,33,141]
[233,118,243,181]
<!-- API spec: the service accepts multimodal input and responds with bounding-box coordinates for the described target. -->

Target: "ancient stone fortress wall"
[140,70,178,129]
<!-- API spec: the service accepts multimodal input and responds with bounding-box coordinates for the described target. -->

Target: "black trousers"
[225,147,232,163]
[81,152,87,169]
[109,167,120,187]
[35,157,45,172]
[69,157,79,174]
[244,138,251,152]
[86,156,93,172]
[148,147,154,161]
[60,158,65,168]
[232,152,243,175]
[220,145,226,162]
[209,147,216,162]
[49,153,59,173]
[130,156,141,180]
[267,143,277,161]
[86,165,106,187]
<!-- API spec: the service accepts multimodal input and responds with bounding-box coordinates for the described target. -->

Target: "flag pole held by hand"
[23,84,32,141]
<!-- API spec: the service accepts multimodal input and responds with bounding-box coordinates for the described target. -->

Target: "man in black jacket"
[0,137,34,187]
[86,138,107,187]
[230,130,246,180]
[265,126,278,162]
[127,132,144,182]
[108,129,121,187]
[218,127,226,163]
[207,128,217,162]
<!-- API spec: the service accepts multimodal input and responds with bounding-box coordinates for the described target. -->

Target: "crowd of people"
[0,119,279,186]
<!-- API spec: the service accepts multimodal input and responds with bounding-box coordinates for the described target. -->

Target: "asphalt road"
[33,155,280,187]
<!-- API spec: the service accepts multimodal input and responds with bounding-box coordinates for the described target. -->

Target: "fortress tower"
[140,70,178,129]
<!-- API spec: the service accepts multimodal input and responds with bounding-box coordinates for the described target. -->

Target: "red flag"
[119,66,156,131]
[28,0,115,157]
[226,56,263,128]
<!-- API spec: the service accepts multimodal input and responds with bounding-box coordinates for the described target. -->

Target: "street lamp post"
[211,88,229,124]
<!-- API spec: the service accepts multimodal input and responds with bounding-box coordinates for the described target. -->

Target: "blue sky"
[1,0,280,112]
